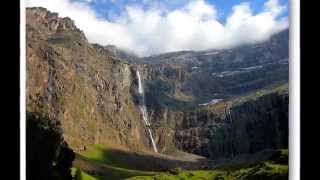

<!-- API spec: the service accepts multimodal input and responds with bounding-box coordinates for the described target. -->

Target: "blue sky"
[209,0,288,20]
[81,0,288,21]
[27,0,289,56]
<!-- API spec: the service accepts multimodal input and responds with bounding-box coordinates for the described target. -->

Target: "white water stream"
[136,70,158,153]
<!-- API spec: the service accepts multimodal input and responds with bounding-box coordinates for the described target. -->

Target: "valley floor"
[71,144,288,180]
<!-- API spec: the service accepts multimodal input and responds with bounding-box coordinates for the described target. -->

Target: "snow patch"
[202,51,220,56]
[199,99,223,106]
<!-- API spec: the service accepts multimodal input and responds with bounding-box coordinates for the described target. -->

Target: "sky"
[26,0,289,57]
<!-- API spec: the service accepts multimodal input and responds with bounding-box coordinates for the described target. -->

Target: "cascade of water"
[136,70,158,153]
[148,128,158,153]
[136,70,144,94]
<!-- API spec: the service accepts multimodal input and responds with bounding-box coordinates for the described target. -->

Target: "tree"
[27,112,75,180]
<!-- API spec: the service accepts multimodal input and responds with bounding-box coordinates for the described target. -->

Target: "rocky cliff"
[27,7,152,151]
[175,90,288,159]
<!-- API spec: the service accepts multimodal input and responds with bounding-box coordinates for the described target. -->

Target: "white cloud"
[26,0,288,56]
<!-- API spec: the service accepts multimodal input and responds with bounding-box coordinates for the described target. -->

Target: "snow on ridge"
[199,99,223,106]
[239,65,263,71]
[202,51,220,56]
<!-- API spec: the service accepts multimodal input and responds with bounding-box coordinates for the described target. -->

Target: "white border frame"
[20,0,300,180]
[20,0,26,180]
[289,0,300,180]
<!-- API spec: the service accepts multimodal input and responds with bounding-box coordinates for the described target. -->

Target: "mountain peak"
[26,7,86,40]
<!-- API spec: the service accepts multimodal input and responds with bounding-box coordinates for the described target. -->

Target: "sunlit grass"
[73,144,156,180]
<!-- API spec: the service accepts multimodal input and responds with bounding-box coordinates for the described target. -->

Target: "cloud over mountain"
[26,0,288,56]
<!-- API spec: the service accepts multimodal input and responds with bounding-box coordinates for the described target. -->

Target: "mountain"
[142,29,288,65]
[132,30,288,158]
[27,7,150,152]
[26,7,289,180]
[140,29,288,101]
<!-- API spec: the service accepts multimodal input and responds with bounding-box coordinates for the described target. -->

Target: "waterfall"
[148,129,158,153]
[136,70,158,153]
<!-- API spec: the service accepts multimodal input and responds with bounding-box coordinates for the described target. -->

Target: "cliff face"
[175,90,288,159]
[140,84,288,159]
[26,7,150,151]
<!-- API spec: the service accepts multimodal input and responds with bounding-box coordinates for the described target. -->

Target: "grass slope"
[72,144,288,180]
[72,167,98,180]
[127,149,288,180]
[72,144,157,180]
[127,162,288,180]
